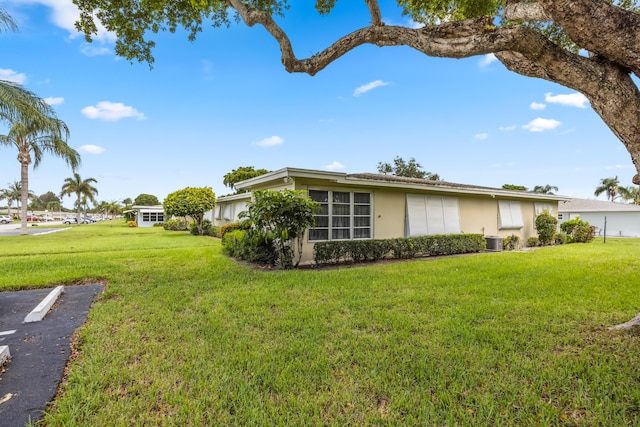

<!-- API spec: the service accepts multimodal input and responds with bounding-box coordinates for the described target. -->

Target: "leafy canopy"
[163,187,216,235]
[377,156,440,180]
[134,193,160,206]
[223,166,270,194]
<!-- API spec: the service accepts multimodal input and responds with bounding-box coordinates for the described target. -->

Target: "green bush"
[554,233,568,245]
[560,217,596,243]
[535,210,558,245]
[313,234,485,266]
[219,222,243,237]
[503,234,520,251]
[190,219,213,236]
[527,237,540,247]
[221,229,277,266]
[163,219,188,231]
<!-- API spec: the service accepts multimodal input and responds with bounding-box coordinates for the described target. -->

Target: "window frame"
[308,189,373,242]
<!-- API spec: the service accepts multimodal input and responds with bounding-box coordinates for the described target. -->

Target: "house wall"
[135,210,165,228]
[216,179,559,265]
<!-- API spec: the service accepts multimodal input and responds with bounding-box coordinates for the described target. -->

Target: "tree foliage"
[502,184,528,191]
[239,190,318,269]
[532,184,559,194]
[594,176,620,201]
[134,193,160,205]
[60,173,99,223]
[73,0,640,185]
[223,166,270,193]
[535,209,558,245]
[377,156,440,180]
[163,187,216,235]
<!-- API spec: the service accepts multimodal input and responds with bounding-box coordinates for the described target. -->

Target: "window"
[498,200,524,229]
[405,194,460,237]
[534,202,555,216]
[142,212,164,222]
[308,190,372,241]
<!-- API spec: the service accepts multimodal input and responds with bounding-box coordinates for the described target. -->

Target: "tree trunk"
[610,313,640,331]
[18,150,30,235]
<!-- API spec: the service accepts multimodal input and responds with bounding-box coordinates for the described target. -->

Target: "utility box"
[485,236,503,251]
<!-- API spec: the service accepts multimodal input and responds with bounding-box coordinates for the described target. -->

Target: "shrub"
[221,229,277,266]
[190,219,213,236]
[527,237,540,247]
[535,209,558,245]
[554,233,568,245]
[209,226,221,238]
[128,221,137,227]
[503,234,520,251]
[163,219,188,231]
[219,222,243,237]
[313,234,485,266]
[560,217,596,243]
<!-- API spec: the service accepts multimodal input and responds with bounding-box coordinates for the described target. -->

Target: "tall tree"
[377,156,440,180]
[594,176,621,202]
[223,166,271,193]
[619,185,640,205]
[532,184,559,194]
[133,193,160,205]
[60,173,99,223]
[0,115,80,233]
[75,0,640,186]
[0,180,21,218]
[502,184,528,191]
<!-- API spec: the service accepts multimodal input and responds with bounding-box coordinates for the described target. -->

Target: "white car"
[0,215,12,224]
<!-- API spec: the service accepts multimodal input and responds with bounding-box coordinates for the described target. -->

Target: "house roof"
[559,198,640,212]
[231,167,569,202]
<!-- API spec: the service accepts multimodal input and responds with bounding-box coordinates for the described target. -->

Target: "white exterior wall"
[562,212,640,238]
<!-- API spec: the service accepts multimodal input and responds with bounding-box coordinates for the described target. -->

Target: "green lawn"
[2,222,640,425]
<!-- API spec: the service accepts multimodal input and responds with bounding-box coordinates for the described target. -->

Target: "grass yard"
[1,222,640,425]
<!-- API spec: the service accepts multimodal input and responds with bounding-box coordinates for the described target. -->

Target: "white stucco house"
[558,198,640,237]
[129,205,165,228]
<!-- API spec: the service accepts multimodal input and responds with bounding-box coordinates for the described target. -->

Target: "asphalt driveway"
[0,284,103,426]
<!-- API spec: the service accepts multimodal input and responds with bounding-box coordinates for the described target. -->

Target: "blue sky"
[0,1,636,208]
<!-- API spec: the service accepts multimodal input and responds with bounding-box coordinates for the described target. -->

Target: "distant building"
[129,205,165,228]
[558,198,640,237]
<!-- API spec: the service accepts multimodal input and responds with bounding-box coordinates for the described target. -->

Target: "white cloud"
[544,92,589,108]
[81,101,146,121]
[530,102,546,110]
[479,53,497,67]
[522,118,562,132]
[78,144,106,154]
[353,80,390,97]
[475,133,488,140]
[499,125,517,132]
[257,135,284,147]
[81,44,111,57]
[0,68,27,84]
[325,161,345,171]
[44,97,64,105]
[10,0,116,43]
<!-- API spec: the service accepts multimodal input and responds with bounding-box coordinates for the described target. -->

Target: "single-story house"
[213,167,569,264]
[129,205,165,227]
[558,198,640,237]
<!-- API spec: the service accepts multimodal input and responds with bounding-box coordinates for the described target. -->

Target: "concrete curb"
[24,286,64,323]
[0,345,9,366]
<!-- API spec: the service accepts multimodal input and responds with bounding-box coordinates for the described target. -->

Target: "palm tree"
[60,173,98,223]
[1,180,23,218]
[0,116,80,233]
[594,176,621,202]
[618,185,640,205]
[532,184,559,194]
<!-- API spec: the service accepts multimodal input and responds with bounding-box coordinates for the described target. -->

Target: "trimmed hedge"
[313,234,486,266]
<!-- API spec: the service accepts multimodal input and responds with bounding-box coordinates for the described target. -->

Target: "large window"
[308,190,372,241]
[405,194,460,237]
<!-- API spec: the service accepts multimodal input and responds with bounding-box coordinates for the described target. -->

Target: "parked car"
[26,215,40,222]
[40,216,54,221]
[0,215,11,224]
[63,218,78,224]
[82,217,97,224]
